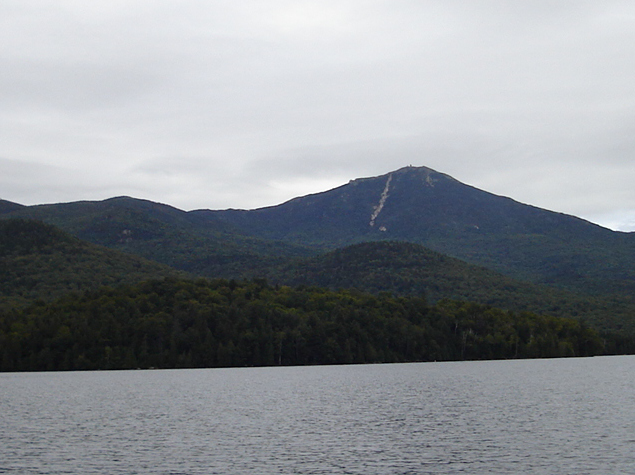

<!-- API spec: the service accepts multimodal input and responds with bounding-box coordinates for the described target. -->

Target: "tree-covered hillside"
[0,199,24,214]
[1,218,633,335]
[0,219,183,309]
[1,196,318,278]
[0,278,607,372]
[269,241,635,332]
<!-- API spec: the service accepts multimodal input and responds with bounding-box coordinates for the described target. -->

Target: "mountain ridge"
[4,166,635,370]
[200,166,635,296]
[2,165,635,299]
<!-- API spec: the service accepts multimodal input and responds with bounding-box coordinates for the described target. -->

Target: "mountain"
[0,199,24,214]
[0,218,183,309]
[201,166,635,298]
[0,196,317,279]
[2,165,635,323]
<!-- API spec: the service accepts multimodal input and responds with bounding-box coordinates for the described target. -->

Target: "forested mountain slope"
[0,219,182,309]
[202,166,635,297]
[0,199,24,214]
[0,196,317,278]
[268,241,635,332]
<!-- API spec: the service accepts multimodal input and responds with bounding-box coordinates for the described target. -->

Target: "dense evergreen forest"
[1,278,616,372]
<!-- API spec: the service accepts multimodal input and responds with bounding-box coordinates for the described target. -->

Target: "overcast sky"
[2,1,635,231]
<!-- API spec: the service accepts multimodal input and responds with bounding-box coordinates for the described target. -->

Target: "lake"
[1,356,634,474]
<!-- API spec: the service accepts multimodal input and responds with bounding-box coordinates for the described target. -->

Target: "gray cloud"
[1,0,634,230]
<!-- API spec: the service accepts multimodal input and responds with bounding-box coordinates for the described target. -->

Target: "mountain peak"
[394,164,441,175]
[354,165,457,186]
[200,164,626,294]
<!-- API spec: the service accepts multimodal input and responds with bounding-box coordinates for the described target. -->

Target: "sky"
[2,1,635,231]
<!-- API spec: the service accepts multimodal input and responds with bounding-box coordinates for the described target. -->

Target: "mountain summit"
[201,165,606,241]
[3,165,635,298]
[199,165,634,295]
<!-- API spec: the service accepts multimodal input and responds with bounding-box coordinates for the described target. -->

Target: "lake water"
[1,356,634,474]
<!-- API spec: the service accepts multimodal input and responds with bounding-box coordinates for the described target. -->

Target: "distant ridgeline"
[2,165,635,371]
[0,278,612,372]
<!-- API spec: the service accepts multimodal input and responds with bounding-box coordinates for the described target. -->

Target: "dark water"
[1,356,634,474]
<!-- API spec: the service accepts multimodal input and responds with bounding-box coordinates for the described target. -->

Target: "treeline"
[0,278,615,372]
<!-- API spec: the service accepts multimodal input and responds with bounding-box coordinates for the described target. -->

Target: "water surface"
[1,356,634,474]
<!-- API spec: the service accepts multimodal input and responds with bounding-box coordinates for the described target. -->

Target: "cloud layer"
[2,1,635,230]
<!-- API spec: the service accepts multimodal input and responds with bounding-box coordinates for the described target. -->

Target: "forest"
[0,278,615,372]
